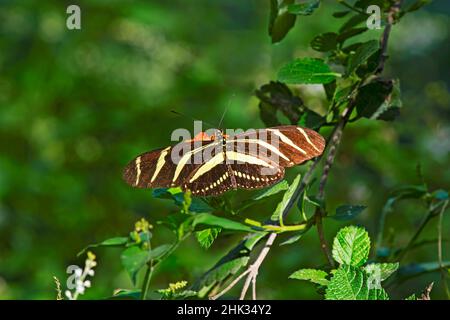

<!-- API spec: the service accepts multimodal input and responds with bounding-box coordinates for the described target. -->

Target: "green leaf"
[289,268,329,286]
[277,58,339,84]
[152,188,213,213]
[346,40,380,76]
[311,32,338,52]
[326,266,390,300]
[279,232,303,246]
[332,205,366,221]
[368,288,389,300]
[148,244,172,261]
[372,79,402,121]
[332,226,370,267]
[298,109,326,129]
[255,81,305,126]
[271,174,302,223]
[287,0,320,15]
[325,266,368,300]
[195,227,222,249]
[405,294,417,300]
[268,0,297,44]
[355,79,394,119]
[110,289,142,300]
[333,11,350,18]
[120,246,149,285]
[251,180,289,201]
[364,262,399,282]
[337,27,367,44]
[192,213,255,232]
[77,236,128,256]
[339,13,367,32]
[390,183,427,200]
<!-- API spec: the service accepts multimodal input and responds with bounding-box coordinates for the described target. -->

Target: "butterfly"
[123,125,325,196]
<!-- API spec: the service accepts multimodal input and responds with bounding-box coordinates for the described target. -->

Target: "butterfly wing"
[182,150,284,196]
[123,139,221,188]
[227,125,325,168]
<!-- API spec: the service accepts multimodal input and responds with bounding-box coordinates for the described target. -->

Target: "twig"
[209,0,403,299]
[376,0,403,75]
[312,0,403,266]
[210,268,252,300]
[210,233,277,300]
[239,232,277,300]
[419,282,434,300]
[438,200,450,299]
[396,203,440,262]
[338,0,369,16]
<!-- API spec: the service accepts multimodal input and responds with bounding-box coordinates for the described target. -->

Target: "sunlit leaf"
[195,227,222,249]
[289,268,329,286]
[271,174,301,223]
[325,266,368,299]
[278,58,339,84]
[364,262,399,281]
[332,226,370,267]
[279,232,303,246]
[251,180,289,201]
[193,213,255,232]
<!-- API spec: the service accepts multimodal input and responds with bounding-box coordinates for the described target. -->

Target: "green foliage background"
[0,0,449,299]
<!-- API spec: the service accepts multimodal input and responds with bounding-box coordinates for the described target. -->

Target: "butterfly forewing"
[123,140,221,189]
[228,125,325,168]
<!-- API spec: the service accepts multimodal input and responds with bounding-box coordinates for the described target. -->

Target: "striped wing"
[226,125,325,168]
[123,125,325,197]
[183,151,284,196]
[228,161,284,190]
[123,140,221,188]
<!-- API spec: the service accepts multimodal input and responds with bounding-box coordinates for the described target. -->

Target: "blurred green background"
[0,0,449,299]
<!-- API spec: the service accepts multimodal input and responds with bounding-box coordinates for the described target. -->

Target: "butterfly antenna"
[217,94,235,130]
[170,110,216,129]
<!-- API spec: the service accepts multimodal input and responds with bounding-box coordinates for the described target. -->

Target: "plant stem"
[141,261,154,300]
[376,0,403,74]
[338,1,368,15]
[438,200,450,299]
[396,201,443,262]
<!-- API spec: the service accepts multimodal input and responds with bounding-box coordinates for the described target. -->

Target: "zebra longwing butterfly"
[123,125,325,196]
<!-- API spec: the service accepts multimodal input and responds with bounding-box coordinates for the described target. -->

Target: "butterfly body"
[123,125,325,196]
